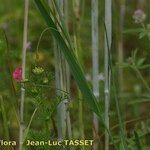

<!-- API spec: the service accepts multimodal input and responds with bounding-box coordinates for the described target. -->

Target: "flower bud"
[43,77,48,84]
[32,67,44,75]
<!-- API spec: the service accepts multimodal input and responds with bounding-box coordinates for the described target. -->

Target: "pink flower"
[133,9,146,23]
[13,67,22,82]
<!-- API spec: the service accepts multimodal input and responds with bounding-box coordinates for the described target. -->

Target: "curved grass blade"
[34,0,101,116]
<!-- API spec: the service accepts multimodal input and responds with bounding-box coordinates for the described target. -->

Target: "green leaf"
[133,49,138,62]
[138,64,150,69]
[137,58,145,66]
[34,0,101,116]
[119,63,131,68]
[139,31,146,39]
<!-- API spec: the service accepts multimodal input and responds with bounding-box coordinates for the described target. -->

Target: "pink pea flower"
[13,67,22,82]
[133,9,146,23]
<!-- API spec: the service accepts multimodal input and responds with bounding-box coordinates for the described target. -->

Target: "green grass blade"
[0,96,10,141]
[51,0,73,50]
[34,0,101,116]
[134,131,142,150]
[104,22,128,150]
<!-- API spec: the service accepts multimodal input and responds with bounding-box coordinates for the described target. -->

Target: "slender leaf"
[104,22,128,150]
[0,96,10,141]
[138,64,150,69]
[123,28,143,34]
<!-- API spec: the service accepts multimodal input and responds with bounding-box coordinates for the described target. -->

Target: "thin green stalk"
[52,0,72,140]
[104,0,112,149]
[52,0,73,51]
[0,96,10,141]
[20,0,29,149]
[134,131,142,150]
[104,22,128,150]
[74,34,85,149]
[72,0,85,144]
[91,0,99,149]
[2,30,17,100]
[23,108,38,142]
[117,0,126,141]
[55,0,67,139]
[118,0,126,94]
[63,0,72,139]
[48,0,65,140]
[79,96,85,139]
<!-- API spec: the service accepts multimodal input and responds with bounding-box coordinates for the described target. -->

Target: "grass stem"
[20,0,29,149]
[104,0,112,149]
[91,0,99,149]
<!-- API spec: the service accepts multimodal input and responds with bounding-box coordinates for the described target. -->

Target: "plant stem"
[64,0,72,139]
[118,0,126,94]
[20,0,29,149]
[73,0,85,145]
[104,22,128,150]
[49,0,65,140]
[91,0,99,149]
[74,33,85,143]
[23,108,38,142]
[54,0,72,140]
[104,0,112,149]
